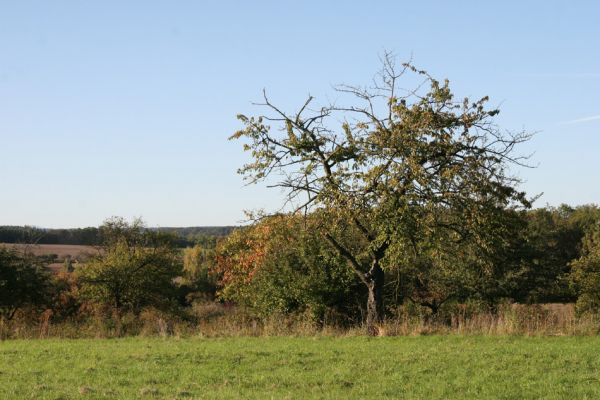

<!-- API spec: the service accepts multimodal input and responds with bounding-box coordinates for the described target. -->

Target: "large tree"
[231,55,531,334]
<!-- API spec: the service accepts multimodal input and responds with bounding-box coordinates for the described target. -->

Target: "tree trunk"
[365,262,384,336]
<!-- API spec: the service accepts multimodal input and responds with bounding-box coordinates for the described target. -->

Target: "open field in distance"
[0,243,97,272]
[0,243,97,258]
[1,336,600,399]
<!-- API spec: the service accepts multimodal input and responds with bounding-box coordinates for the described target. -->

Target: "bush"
[0,248,52,320]
[571,222,600,314]
[77,217,182,313]
[214,215,362,324]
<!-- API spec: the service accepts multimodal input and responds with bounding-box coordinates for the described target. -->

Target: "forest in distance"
[0,225,235,247]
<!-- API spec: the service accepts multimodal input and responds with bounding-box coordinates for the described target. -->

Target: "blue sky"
[1,1,599,228]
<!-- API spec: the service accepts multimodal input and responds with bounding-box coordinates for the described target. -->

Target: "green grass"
[1,336,600,399]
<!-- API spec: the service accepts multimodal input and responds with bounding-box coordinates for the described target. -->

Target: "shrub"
[571,221,600,314]
[0,248,52,321]
[214,214,362,324]
[77,217,182,313]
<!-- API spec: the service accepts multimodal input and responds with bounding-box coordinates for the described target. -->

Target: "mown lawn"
[1,336,599,399]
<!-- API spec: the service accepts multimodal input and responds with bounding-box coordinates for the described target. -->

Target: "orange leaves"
[215,221,272,289]
[214,215,301,300]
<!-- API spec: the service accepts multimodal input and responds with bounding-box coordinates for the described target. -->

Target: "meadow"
[2,336,600,399]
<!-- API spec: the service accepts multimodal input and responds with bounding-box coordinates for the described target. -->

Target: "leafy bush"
[0,248,51,320]
[571,221,600,314]
[215,215,361,323]
[77,217,182,313]
[180,244,218,302]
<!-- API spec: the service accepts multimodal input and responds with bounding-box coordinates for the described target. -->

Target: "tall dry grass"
[377,303,599,336]
[1,303,599,340]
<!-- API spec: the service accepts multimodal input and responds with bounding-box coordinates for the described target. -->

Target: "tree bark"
[321,232,386,335]
[365,262,385,336]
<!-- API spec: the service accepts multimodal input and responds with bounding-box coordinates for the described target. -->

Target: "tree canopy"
[215,214,360,323]
[0,247,51,320]
[571,221,600,313]
[231,54,532,333]
[77,217,181,312]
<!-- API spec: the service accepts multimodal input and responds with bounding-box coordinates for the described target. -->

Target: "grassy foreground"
[1,336,599,399]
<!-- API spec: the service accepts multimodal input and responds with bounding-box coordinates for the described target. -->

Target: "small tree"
[214,214,360,323]
[517,205,600,303]
[231,54,531,334]
[0,248,51,320]
[570,221,600,314]
[78,217,181,313]
[181,244,218,300]
[384,204,528,315]
[62,256,74,273]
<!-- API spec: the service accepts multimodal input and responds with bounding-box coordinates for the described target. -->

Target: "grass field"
[1,336,600,399]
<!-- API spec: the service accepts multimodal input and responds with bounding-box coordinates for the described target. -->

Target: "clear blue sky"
[1,1,599,228]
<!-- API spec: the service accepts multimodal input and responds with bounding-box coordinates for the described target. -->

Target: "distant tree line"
[0,226,102,245]
[0,225,235,247]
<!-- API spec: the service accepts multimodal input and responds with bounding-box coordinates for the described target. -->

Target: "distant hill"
[0,225,236,247]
